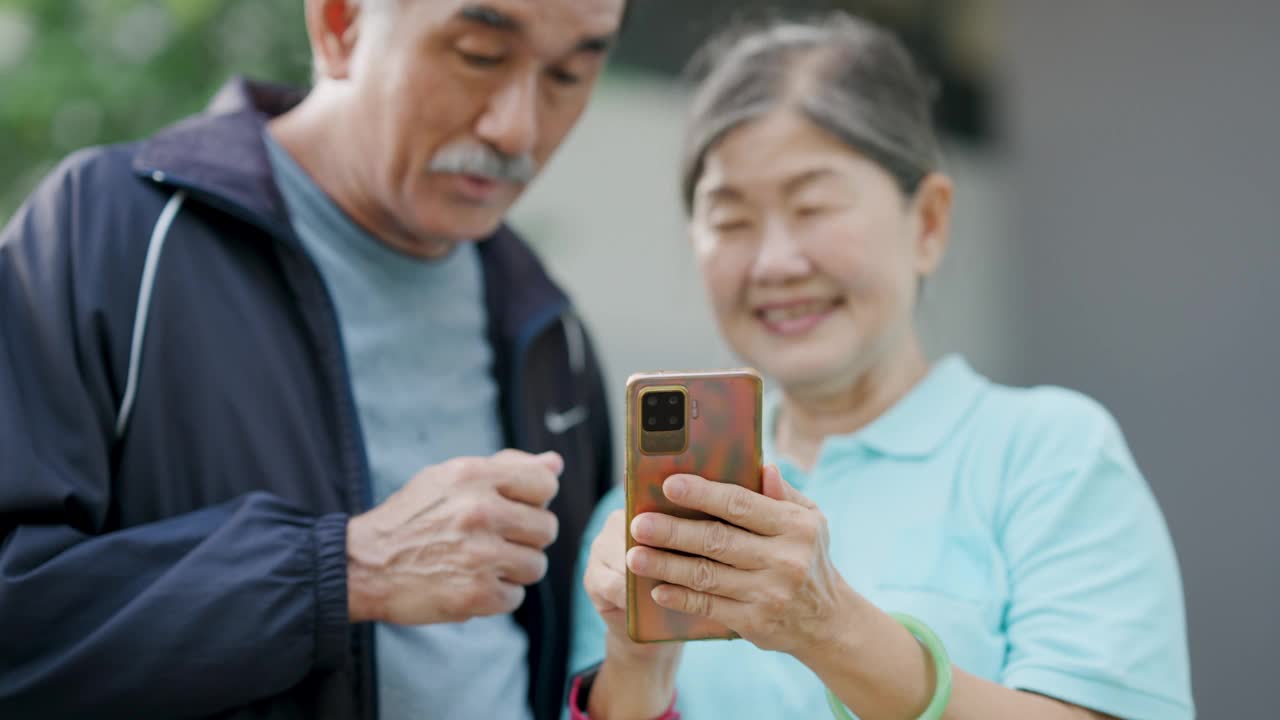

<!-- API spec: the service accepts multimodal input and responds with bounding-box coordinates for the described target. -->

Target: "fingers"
[584,511,629,612]
[467,581,528,618]
[486,452,562,507]
[495,448,564,475]
[662,474,789,536]
[760,465,817,509]
[650,583,746,626]
[486,495,559,549]
[584,549,627,612]
[629,513,766,570]
[440,544,540,620]
[494,541,550,586]
[627,546,754,601]
[595,510,628,573]
[533,451,565,475]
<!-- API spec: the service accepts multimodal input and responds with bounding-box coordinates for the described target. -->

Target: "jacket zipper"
[507,300,569,720]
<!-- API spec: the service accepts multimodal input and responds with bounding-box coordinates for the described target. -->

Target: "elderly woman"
[565,14,1193,720]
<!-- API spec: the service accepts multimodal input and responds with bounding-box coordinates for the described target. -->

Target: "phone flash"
[691,400,699,419]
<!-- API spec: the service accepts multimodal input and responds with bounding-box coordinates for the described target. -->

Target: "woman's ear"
[909,172,954,278]
[306,0,364,80]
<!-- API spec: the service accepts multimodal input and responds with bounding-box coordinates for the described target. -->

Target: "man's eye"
[459,51,505,68]
[548,67,582,86]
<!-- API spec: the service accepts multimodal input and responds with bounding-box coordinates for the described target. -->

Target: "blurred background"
[2,0,1276,716]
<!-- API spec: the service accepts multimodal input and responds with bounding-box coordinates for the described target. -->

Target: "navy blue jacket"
[0,78,614,720]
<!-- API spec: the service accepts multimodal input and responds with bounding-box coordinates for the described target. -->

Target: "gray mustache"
[428,142,536,184]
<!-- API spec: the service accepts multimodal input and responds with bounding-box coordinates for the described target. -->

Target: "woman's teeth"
[761,301,833,322]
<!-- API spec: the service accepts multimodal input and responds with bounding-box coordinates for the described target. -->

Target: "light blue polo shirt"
[568,356,1193,719]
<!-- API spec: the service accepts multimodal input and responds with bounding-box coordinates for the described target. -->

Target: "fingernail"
[626,547,645,571]
[664,476,687,499]
[630,515,651,540]
[538,451,564,474]
[650,586,669,606]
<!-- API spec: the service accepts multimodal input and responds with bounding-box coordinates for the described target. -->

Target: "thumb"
[761,464,816,509]
[535,451,565,476]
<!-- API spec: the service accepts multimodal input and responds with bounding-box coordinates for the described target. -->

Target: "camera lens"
[641,391,685,436]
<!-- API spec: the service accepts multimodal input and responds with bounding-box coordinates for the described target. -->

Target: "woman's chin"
[731,325,869,392]
[754,353,857,394]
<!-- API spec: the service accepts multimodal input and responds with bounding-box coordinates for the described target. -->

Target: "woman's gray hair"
[681,13,942,213]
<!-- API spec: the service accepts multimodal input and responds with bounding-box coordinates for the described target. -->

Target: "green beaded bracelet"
[825,613,953,720]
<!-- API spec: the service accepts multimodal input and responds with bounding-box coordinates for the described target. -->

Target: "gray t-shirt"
[265,131,532,720]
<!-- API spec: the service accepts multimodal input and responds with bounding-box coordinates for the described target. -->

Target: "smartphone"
[624,369,763,643]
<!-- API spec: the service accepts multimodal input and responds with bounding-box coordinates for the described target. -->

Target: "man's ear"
[909,172,953,279]
[306,0,363,80]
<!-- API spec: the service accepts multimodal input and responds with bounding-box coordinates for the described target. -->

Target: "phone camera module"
[642,390,685,432]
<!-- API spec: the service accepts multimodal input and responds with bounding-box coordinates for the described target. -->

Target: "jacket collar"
[132,77,300,237]
[131,76,570,348]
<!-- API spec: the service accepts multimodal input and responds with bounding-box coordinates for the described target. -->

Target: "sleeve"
[0,156,351,718]
[997,391,1195,720]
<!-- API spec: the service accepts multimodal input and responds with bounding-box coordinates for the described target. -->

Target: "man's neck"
[266,87,454,259]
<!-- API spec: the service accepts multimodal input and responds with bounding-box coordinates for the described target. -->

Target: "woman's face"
[690,109,951,395]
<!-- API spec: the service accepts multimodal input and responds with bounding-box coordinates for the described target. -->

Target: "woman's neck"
[774,337,930,471]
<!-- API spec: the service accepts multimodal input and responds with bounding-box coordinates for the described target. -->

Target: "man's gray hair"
[680,13,942,213]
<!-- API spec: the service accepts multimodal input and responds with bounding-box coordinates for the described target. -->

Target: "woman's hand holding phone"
[582,464,871,718]
[582,508,682,719]
[626,466,861,664]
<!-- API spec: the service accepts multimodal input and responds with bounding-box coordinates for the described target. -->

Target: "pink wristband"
[568,672,680,720]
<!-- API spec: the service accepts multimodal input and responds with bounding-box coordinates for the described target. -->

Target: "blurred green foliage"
[0,0,312,220]
[0,0,993,222]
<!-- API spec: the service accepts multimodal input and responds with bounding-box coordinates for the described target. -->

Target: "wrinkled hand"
[347,449,562,625]
[583,509,684,666]
[626,465,852,658]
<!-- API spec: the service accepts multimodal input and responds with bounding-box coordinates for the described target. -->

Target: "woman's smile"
[753,296,844,336]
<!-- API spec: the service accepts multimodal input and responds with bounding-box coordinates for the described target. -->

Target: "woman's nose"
[750,218,813,283]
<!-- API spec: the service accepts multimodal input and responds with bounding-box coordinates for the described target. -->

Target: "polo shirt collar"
[766,354,988,465]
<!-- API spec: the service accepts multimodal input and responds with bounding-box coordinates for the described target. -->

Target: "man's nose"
[475,70,539,159]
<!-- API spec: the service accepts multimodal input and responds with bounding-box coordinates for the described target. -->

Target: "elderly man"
[0,0,627,718]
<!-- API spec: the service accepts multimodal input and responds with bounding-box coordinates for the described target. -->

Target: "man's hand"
[346,449,562,625]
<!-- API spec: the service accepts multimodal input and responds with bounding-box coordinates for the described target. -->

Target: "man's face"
[334,0,624,255]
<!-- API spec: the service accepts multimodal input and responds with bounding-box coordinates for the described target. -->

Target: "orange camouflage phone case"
[625,369,763,643]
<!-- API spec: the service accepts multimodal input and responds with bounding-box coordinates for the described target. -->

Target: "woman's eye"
[459,51,505,68]
[712,220,753,235]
